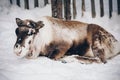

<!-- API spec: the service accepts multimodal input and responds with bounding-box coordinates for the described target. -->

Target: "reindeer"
[14,16,120,63]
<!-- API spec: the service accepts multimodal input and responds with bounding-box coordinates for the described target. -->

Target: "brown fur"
[15,16,119,64]
[46,16,88,29]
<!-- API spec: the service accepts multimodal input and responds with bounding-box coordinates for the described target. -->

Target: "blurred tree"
[57,0,63,19]
[99,0,104,17]
[51,0,63,19]
[81,0,85,17]
[91,0,96,18]
[64,0,71,20]
[17,0,20,7]
[44,0,48,6]
[51,0,57,18]
[34,0,39,7]
[24,0,29,9]
[117,0,120,15]
[10,0,12,4]
[109,0,113,18]
[73,0,77,19]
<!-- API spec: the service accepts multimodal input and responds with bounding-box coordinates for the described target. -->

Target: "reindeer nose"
[15,44,20,48]
[16,44,18,48]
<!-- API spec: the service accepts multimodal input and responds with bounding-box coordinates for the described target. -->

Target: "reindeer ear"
[29,21,37,28]
[36,21,44,29]
[16,18,23,27]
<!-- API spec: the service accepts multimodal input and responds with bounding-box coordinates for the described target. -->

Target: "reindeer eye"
[17,37,22,43]
[28,40,31,44]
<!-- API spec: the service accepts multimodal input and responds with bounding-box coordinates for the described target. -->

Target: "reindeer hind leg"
[92,34,107,63]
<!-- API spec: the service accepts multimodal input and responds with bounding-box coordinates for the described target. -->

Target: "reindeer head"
[14,18,44,57]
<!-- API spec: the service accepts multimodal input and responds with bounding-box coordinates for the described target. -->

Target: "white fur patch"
[28,16,88,57]
[14,35,34,58]
[28,28,35,35]
[32,20,53,56]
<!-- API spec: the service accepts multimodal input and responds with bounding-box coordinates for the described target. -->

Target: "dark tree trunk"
[34,0,39,7]
[44,0,48,6]
[16,0,20,7]
[73,0,77,19]
[117,0,120,15]
[24,0,29,9]
[81,0,85,17]
[57,0,63,19]
[99,0,104,17]
[109,0,113,18]
[64,0,71,20]
[51,0,63,19]
[91,0,96,18]
[51,0,58,18]
[10,0,12,4]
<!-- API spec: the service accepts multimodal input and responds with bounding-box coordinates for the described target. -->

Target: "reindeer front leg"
[25,47,40,59]
[85,32,107,63]
[46,41,71,60]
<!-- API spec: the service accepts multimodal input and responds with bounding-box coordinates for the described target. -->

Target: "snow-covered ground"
[0,0,120,80]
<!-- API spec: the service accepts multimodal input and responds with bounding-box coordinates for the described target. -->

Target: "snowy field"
[0,0,120,80]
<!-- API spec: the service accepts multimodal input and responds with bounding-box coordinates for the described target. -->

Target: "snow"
[0,0,120,80]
